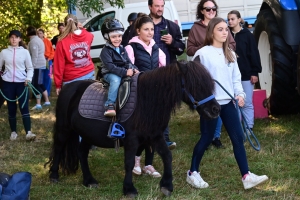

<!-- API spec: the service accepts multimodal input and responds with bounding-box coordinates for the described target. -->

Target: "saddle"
[78,74,139,122]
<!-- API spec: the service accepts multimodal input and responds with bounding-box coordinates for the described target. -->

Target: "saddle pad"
[78,74,139,122]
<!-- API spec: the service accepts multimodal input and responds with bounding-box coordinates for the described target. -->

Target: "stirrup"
[107,122,125,139]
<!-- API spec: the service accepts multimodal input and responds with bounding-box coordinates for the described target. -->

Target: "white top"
[0,46,34,82]
[192,45,245,105]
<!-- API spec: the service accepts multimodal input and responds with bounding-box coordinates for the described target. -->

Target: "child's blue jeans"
[104,73,122,106]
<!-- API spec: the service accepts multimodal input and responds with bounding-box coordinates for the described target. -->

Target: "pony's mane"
[181,61,215,110]
[132,63,182,134]
[132,61,215,134]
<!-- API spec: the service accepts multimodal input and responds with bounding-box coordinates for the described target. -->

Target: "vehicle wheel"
[254,8,300,114]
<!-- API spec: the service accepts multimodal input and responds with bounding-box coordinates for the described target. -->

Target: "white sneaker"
[143,165,161,178]
[242,171,268,189]
[186,170,209,188]
[132,156,142,175]
[10,132,18,141]
[26,131,36,141]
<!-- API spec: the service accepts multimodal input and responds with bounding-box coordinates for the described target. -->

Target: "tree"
[67,0,124,17]
[0,0,67,49]
[0,0,124,50]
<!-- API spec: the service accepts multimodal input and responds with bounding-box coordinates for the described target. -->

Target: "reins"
[0,82,42,109]
[181,78,215,109]
[214,79,261,151]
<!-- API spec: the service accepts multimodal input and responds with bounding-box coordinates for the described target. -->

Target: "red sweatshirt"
[54,29,94,89]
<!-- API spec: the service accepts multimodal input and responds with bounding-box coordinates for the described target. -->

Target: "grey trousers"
[241,80,254,128]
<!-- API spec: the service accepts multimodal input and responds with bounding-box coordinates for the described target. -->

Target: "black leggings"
[136,144,154,166]
[32,69,46,94]
[190,101,249,176]
[1,81,31,132]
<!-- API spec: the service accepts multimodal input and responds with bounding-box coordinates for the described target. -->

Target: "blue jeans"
[104,73,121,106]
[43,60,52,96]
[63,71,95,85]
[214,116,222,139]
[191,101,249,176]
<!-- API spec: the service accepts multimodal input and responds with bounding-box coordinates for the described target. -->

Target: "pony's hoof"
[125,193,137,199]
[88,183,99,188]
[161,187,172,197]
[50,178,59,183]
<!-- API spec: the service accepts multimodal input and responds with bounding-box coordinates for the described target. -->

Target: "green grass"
[1,87,300,199]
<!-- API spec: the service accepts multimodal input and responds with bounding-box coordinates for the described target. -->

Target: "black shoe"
[212,138,223,148]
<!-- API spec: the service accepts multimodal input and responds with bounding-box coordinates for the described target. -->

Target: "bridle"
[181,78,215,109]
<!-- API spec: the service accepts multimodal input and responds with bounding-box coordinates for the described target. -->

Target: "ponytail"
[58,14,78,41]
[228,10,244,26]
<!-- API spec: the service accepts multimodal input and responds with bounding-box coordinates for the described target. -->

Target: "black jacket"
[121,25,132,46]
[230,28,262,81]
[100,43,138,77]
[129,42,159,72]
[127,15,185,64]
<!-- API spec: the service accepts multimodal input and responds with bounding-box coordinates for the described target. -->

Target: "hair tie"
[67,18,74,22]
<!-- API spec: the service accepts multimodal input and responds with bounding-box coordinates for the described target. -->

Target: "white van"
[81,0,181,59]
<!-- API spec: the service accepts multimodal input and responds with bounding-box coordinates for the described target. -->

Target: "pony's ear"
[193,55,201,63]
[177,60,188,75]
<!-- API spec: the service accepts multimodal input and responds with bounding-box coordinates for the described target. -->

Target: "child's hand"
[127,69,134,76]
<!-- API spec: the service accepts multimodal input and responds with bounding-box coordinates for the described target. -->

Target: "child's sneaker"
[186,170,209,188]
[132,156,142,175]
[26,131,36,141]
[43,102,51,106]
[143,165,161,178]
[10,131,18,141]
[242,171,268,189]
[31,104,42,110]
[104,104,116,117]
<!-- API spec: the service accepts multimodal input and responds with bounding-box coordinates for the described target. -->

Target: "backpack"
[0,172,32,200]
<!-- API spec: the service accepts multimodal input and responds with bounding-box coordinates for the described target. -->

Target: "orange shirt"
[43,38,55,60]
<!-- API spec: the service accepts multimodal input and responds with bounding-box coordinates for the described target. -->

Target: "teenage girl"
[0,30,36,141]
[125,13,166,178]
[53,14,95,95]
[186,17,268,190]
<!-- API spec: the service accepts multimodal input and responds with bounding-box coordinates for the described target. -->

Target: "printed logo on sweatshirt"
[70,42,90,68]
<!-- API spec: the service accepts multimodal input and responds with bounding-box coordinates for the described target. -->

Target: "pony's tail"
[45,83,80,174]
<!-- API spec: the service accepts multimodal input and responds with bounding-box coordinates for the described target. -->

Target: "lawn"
[0,83,300,199]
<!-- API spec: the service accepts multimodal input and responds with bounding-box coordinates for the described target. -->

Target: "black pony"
[45,61,220,198]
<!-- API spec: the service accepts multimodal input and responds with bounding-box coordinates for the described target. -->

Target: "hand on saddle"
[126,69,135,77]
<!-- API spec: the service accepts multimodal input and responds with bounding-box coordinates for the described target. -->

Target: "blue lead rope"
[214,79,261,151]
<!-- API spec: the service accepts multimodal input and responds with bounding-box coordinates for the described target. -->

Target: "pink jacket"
[125,36,166,67]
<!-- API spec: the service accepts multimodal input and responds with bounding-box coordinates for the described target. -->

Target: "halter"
[181,78,215,109]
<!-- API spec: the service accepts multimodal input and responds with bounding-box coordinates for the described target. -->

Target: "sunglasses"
[203,7,217,12]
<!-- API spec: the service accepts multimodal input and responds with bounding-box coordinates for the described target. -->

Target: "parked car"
[80,0,181,59]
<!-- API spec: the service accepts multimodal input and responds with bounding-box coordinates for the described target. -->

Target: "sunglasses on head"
[203,7,217,12]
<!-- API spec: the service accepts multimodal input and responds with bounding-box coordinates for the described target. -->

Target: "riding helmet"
[101,19,124,40]
[127,12,138,23]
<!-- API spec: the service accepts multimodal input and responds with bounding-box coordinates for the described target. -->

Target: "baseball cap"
[8,30,22,38]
